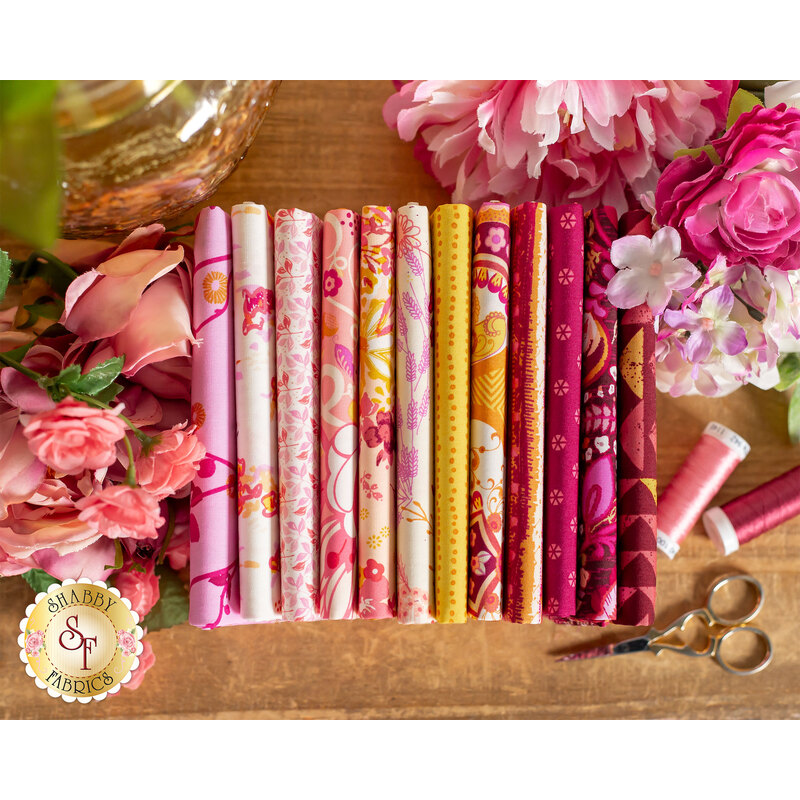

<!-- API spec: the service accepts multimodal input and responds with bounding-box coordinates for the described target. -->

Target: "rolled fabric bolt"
[657,422,750,559]
[231,202,281,621]
[703,464,800,555]
[395,202,435,624]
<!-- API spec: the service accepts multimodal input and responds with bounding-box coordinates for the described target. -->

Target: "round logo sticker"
[18,578,143,703]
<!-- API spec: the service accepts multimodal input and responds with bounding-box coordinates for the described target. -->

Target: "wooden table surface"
[2,80,798,719]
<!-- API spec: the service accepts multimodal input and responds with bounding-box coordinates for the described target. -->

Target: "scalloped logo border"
[18,578,144,704]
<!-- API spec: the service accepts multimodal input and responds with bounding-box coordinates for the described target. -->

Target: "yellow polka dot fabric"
[432,204,472,624]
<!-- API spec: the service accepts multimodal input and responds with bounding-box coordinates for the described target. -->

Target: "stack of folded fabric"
[188,200,657,628]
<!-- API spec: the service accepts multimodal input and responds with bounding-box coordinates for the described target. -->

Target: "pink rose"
[134,425,205,500]
[76,485,165,541]
[123,638,155,691]
[116,629,137,657]
[113,560,160,619]
[25,630,44,657]
[23,398,127,476]
[656,104,800,270]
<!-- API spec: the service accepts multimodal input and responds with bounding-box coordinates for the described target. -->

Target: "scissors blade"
[556,636,651,663]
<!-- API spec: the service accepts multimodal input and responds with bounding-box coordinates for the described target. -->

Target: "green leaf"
[0,249,10,304]
[71,356,125,397]
[21,568,59,594]
[141,566,189,632]
[17,296,64,330]
[0,81,61,248]
[93,381,124,406]
[673,144,722,165]
[726,88,763,129]
[776,354,800,392]
[789,388,800,444]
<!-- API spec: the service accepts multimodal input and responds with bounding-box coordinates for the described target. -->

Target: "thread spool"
[703,464,800,555]
[656,422,750,559]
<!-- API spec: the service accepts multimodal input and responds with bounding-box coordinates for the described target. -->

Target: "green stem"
[104,539,124,571]
[0,351,40,381]
[157,503,176,565]
[120,433,137,488]
[18,250,78,284]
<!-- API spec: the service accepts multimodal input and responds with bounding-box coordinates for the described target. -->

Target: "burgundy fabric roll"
[573,207,619,624]
[616,209,657,626]
[543,204,584,619]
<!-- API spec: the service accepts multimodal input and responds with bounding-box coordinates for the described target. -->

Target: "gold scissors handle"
[647,575,773,675]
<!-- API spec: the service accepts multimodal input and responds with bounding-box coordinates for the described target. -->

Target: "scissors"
[557,574,773,675]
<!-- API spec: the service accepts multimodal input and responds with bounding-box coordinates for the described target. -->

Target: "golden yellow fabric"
[432,204,473,624]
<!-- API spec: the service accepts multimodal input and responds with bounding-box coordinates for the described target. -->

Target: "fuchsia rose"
[133,424,205,501]
[657,104,800,271]
[113,560,160,619]
[22,398,127,476]
[76,485,165,540]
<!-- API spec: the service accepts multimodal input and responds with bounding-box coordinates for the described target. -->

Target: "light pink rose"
[76,485,165,541]
[116,629,137,657]
[23,397,127,476]
[122,638,155,691]
[25,630,44,657]
[113,560,160,619]
[134,425,205,500]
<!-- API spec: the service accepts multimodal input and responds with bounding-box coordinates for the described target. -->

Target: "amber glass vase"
[56,80,279,237]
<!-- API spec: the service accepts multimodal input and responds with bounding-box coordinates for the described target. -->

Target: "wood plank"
[1,80,798,719]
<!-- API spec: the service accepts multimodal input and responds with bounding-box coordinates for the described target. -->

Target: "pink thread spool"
[656,422,750,559]
[703,464,800,555]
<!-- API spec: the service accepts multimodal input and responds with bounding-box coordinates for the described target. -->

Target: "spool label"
[656,531,680,560]
[18,578,143,703]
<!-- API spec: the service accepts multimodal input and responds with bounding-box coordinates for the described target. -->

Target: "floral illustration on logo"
[116,629,137,658]
[25,629,44,658]
[203,270,228,304]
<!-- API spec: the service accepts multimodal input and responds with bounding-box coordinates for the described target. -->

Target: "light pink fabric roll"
[318,209,359,619]
[274,208,322,621]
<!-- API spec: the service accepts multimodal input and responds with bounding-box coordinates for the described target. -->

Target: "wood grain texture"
[1,81,799,719]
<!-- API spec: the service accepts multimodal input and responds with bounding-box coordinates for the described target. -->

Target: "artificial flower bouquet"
[0,224,204,690]
[384,80,800,436]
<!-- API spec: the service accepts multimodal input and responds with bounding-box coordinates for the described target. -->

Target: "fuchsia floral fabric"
[543,204,584,619]
[573,207,619,624]
[274,209,322,621]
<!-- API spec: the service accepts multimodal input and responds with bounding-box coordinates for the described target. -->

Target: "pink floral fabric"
[274,209,322,621]
[395,203,434,624]
[231,203,281,621]
[319,209,359,619]
[189,206,241,628]
[358,206,396,619]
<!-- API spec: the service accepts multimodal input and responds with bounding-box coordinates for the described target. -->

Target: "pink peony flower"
[608,226,700,313]
[76,485,165,541]
[656,104,800,271]
[384,80,735,213]
[123,638,155,691]
[133,424,205,501]
[22,397,127,476]
[113,560,160,619]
